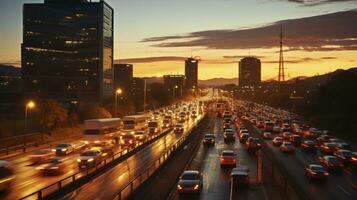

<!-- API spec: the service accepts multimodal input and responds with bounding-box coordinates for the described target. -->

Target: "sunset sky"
[0,0,357,80]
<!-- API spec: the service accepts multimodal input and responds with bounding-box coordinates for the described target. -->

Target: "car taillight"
[324,172,329,176]
[310,171,317,175]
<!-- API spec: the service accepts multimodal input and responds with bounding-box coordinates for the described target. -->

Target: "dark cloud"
[115,56,187,64]
[263,56,337,63]
[142,10,357,52]
[283,0,357,6]
[223,55,266,59]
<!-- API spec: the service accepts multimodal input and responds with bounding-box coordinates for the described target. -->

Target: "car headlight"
[177,185,182,190]
[194,184,199,190]
[77,158,81,162]
[52,149,56,152]
[61,148,67,152]
[87,158,94,162]
[50,166,59,170]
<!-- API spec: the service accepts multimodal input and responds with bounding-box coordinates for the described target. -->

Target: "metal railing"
[113,115,206,200]
[19,127,173,200]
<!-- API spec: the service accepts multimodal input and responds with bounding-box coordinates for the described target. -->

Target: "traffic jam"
[236,101,357,181]
[0,100,205,193]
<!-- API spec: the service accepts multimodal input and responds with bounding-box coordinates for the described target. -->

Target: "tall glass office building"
[22,0,114,104]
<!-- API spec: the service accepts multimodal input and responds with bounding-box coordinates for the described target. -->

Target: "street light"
[115,88,123,117]
[25,100,35,131]
[173,85,178,99]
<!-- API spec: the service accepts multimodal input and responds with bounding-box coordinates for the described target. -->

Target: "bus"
[83,118,122,144]
[122,115,147,134]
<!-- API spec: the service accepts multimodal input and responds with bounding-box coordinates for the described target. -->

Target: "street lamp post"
[25,100,35,132]
[173,85,178,99]
[115,88,122,117]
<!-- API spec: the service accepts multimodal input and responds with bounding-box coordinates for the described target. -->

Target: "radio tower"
[278,24,285,82]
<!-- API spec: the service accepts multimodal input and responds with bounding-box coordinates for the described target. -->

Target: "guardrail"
[243,121,312,200]
[19,127,174,200]
[113,114,207,200]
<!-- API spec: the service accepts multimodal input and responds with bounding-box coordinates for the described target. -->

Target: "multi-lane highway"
[60,114,203,200]
[169,113,266,200]
[240,102,357,200]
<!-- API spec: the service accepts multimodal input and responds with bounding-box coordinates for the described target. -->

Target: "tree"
[42,99,68,130]
[84,106,112,119]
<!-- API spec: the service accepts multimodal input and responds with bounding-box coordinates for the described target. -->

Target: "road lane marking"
[336,184,351,196]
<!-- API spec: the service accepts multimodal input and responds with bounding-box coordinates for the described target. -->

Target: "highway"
[59,115,203,200]
[169,114,266,200]
[244,112,357,200]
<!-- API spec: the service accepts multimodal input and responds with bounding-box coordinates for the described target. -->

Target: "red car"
[305,164,329,181]
[280,142,295,153]
[272,137,283,146]
[320,143,337,154]
[220,150,237,167]
[319,155,343,171]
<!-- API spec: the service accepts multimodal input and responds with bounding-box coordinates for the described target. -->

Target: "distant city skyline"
[0,0,357,80]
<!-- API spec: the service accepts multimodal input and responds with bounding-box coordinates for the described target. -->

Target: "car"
[223,123,231,130]
[334,150,353,164]
[304,164,329,181]
[320,143,337,154]
[262,132,273,140]
[272,137,283,146]
[90,141,115,157]
[121,134,137,148]
[301,140,317,152]
[29,149,54,164]
[280,142,295,153]
[245,137,262,152]
[335,142,352,151]
[289,134,301,146]
[350,152,357,168]
[177,170,203,194]
[230,165,250,187]
[174,123,184,134]
[224,129,236,142]
[52,143,75,155]
[202,134,215,146]
[239,133,250,143]
[318,155,343,171]
[316,135,330,146]
[281,132,291,140]
[220,150,237,167]
[37,157,65,175]
[77,150,103,168]
[134,130,148,142]
[0,161,14,191]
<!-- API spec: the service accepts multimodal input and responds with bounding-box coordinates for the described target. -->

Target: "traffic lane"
[2,148,94,200]
[61,118,201,200]
[172,117,264,200]
[4,125,175,200]
[249,123,357,200]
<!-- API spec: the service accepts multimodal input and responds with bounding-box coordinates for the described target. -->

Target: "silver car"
[177,170,203,194]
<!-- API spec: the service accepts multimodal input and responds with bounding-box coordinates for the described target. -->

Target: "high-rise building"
[131,77,145,111]
[163,75,185,90]
[185,57,198,90]
[163,75,185,98]
[114,64,133,97]
[22,0,114,104]
[238,57,261,87]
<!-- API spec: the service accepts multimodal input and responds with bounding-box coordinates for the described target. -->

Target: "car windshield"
[182,173,199,180]
[123,135,134,139]
[123,121,134,125]
[148,122,158,127]
[81,151,97,156]
[56,144,69,147]
[327,157,339,163]
[222,152,235,157]
[175,124,183,128]
[341,151,352,156]
[204,135,214,138]
[311,166,324,172]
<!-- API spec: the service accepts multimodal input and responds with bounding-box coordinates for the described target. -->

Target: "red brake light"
[324,172,329,176]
